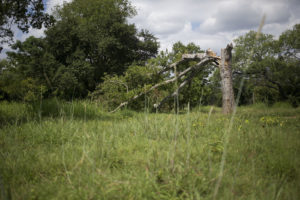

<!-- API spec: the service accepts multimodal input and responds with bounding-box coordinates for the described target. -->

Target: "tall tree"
[232,31,278,104]
[232,27,300,106]
[45,0,158,90]
[3,0,159,100]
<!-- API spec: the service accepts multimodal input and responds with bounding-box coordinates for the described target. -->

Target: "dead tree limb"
[158,53,207,74]
[155,67,199,109]
[110,53,220,113]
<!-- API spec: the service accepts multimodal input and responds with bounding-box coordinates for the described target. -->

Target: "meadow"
[0,100,300,199]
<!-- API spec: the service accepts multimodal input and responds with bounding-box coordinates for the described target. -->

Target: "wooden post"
[220,44,235,114]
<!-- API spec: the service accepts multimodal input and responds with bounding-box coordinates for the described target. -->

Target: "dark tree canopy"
[0,0,54,48]
[43,0,159,97]
[232,26,300,106]
[1,0,159,100]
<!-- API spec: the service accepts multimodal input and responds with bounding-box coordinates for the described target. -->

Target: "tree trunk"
[220,44,235,114]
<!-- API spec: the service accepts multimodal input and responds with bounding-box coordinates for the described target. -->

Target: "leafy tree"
[231,31,276,104]
[3,0,159,100]
[135,29,160,64]
[44,0,158,93]
[0,0,54,48]
[232,28,300,106]
[276,24,300,106]
[6,36,95,99]
[233,31,276,71]
[278,24,300,59]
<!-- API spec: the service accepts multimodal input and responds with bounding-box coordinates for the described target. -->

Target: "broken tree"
[220,44,235,114]
[111,44,235,114]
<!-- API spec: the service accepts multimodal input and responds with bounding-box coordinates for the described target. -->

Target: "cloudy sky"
[1,0,300,58]
[129,0,300,52]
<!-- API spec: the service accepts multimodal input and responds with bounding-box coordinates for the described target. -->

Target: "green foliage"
[92,42,214,111]
[230,26,300,106]
[205,68,223,106]
[46,0,136,76]
[0,64,46,102]
[0,101,29,127]
[279,24,300,59]
[272,101,293,109]
[232,31,276,104]
[1,101,300,199]
[233,30,276,65]
[2,0,159,100]
[1,4,299,111]
[92,74,128,109]
[93,63,165,110]
[170,42,214,108]
[20,78,47,102]
[46,0,158,79]
[136,29,160,64]
[0,0,54,46]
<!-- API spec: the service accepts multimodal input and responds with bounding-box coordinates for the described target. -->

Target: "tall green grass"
[0,100,299,199]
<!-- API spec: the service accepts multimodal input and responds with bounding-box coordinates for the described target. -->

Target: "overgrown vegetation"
[0,0,299,110]
[0,0,159,100]
[0,0,300,199]
[0,100,299,199]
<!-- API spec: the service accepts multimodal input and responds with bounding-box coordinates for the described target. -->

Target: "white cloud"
[1,0,72,58]
[130,0,300,54]
[20,0,72,41]
[45,0,72,14]
[1,0,300,59]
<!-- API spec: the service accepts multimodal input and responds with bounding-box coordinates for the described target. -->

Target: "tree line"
[0,0,299,110]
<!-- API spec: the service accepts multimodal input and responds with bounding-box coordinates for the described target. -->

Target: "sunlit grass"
[0,100,299,199]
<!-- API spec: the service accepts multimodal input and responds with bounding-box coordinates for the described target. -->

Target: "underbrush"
[0,101,299,199]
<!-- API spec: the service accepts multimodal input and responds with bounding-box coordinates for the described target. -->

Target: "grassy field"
[0,100,300,199]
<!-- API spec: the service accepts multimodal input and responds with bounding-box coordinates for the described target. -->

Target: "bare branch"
[110,52,220,113]
[110,101,129,113]
[155,68,198,109]
[158,52,218,74]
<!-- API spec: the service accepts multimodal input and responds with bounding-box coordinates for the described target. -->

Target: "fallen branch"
[158,53,208,74]
[155,67,199,109]
[155,55,218,109]
[110,53,220,113]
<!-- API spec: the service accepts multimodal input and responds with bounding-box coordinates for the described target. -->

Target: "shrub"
[92,64,166,111]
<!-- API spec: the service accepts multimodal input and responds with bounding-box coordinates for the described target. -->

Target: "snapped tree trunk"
[220,44,235,114]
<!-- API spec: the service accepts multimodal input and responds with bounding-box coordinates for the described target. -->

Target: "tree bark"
[220,44,235,114]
